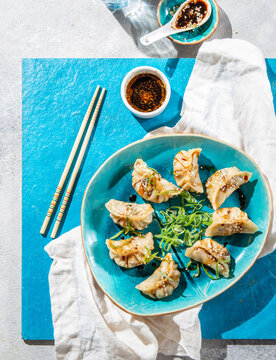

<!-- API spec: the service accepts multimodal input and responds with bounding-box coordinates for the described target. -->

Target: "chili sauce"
[175,0,207,29]
[126,73,166,112]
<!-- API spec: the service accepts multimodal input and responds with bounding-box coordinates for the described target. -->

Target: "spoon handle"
[140,24,175,46]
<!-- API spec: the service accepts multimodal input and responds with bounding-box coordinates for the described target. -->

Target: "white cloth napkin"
[148,38,276,257]
[46,227,202,360]
[45,39,276,360]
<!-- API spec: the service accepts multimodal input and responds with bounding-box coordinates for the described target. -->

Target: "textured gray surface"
[0,0,276,359]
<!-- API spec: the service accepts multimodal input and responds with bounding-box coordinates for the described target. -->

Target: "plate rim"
[156,0,220,46]
[81,133,273,316]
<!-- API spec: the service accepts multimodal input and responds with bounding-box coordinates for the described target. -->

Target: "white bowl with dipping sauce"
[121,66,171,119]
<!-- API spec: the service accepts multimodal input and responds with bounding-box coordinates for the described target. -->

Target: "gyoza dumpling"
[205,207,258,237]
[106,233,154,268]
[105,199,154,230]
[206,167,252,210]
[173,148,203,193]
[185,238,230,278]
[136,253,180,299]
[132,159,181,203]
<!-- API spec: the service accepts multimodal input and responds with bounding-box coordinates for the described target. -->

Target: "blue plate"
[157,0,219,45]
[81,134,272,316]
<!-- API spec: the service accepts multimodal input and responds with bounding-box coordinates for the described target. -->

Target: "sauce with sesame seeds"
[126,73,166,112]
[175,0,207,29]
[237,189,246,210]
[199,165,217,173]
[129,194,137,202]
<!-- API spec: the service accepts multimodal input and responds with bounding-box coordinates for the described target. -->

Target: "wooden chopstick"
[40,85,101,235]
[50,88,106,239]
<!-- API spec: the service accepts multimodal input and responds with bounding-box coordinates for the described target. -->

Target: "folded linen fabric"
[45,227,202,360]
[148,38,276,258]
[45,39,276,360]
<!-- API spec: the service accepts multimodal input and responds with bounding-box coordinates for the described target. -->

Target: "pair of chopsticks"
[40,86,106,239]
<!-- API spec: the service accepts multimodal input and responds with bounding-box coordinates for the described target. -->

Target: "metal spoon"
[140,0,212,46]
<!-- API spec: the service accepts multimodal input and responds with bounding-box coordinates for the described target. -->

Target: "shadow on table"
[134,85,183,132]
[113,1,232,57]
[200,250,276,339]
[24,340,54,345]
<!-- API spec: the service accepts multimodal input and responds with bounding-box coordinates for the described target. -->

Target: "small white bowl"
[121,66,171,119]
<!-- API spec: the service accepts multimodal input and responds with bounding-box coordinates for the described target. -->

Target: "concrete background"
[0,0,275,359]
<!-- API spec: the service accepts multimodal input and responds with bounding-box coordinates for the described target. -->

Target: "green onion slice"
[160,271,174,283]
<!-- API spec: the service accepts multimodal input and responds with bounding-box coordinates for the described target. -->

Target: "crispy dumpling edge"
[205,207,259,237]
[132,158,181,203]
[173,148,203,193]
[205,167,252,210]
[105,199,154,230]
[185,238,231,278]
[135,253,181,299]
[106,233,154,269]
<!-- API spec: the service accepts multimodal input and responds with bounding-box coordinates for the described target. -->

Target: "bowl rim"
[81,133,273,317]
[120,65,171,119]
[156,0,220,46]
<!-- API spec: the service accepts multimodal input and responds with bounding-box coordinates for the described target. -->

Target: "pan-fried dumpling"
[136,253,180,299]
[105,199,154,230]
[205,207,258,237]
[106,233,154,268]
[132,159,181,203]
[185,238,230,278]
[173,148,203,193]
[206,167,252,210]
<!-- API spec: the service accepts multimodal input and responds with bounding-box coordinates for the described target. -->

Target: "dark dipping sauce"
[175,0,207,29]
[129,194,137,202]
[237,189,246,210]
[126,73,166,112]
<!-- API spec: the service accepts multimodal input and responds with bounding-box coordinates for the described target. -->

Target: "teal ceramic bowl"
[157,0,219,45]
[81,134,272,316]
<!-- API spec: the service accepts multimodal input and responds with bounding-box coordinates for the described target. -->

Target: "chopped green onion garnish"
[110,229,125,240]
[185,259,193,270]
[147,166,160,175]
[160,271,174,283]
[201,264,219,280]
[110,217,142,240]
[201,258,231,280]
[108,238,132,249]
[142,246,163,265]
[155,191,212,251]
[193,262,201,278]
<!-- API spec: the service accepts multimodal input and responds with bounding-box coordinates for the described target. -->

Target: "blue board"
[22,58,276,340]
